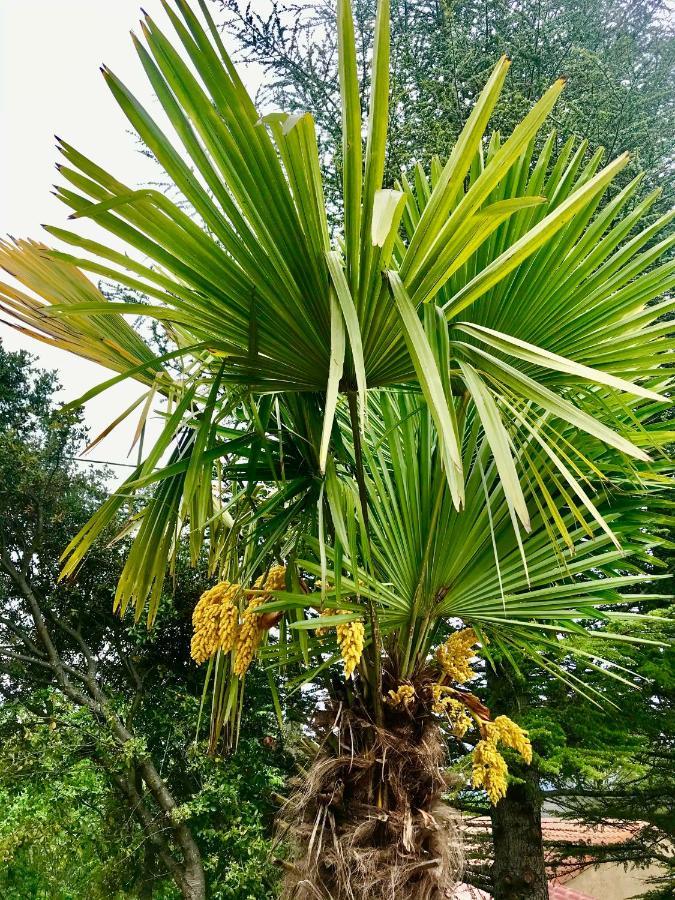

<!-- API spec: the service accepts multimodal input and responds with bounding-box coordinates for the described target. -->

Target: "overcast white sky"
[0,0,261,479]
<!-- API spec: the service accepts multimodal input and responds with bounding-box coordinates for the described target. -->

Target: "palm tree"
[1,0,672,896]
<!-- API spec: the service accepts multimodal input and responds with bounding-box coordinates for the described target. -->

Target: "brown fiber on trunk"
[276,704,464,900]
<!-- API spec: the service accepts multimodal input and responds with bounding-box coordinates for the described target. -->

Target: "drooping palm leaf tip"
[0,0,672,894]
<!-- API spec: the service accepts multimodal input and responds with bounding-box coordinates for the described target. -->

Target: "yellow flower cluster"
[233,565,286,677]
[471,714,532,805]
[313,593,365,679]
[471,739,509,805]
[488,715,533,765]
[336,615,365,678]
[313,581,333,636]
[430,685,473,738]
[262,564,288,594]
[386,683,416,708]
[233,595,264,676]
[190,581,240,665]
[436,628,479,684]
[314,613,333,638]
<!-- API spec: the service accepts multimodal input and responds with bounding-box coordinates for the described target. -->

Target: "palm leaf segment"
[294,390,673,703]
[0,0,672,626]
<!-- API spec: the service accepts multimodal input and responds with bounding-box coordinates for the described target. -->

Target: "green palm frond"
[0,0,673,548]
[288,389,672,679]
[0,238,160,382]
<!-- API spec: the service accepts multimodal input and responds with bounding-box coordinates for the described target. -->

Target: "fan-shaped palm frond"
[1,0,671,626]
[0,238,160,382]
[253,388,671,678]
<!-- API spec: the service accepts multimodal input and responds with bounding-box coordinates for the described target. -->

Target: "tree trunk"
[111,766,206,900]
[179,867,206,900]
[490,765,548,900]
[486,663,548,900]
[138,841,156,900]
[278,701,464,900]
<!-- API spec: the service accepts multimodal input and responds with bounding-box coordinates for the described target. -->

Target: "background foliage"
[0,343,288,899]
[221,0,675,208]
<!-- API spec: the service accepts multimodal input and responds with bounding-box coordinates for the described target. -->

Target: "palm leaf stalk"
[1,0,673,895]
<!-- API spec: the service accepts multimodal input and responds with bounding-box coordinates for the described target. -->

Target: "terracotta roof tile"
[541,819,641,846]
[465,816,641,847]
[457,817,646,899]
[452,885,491,899]
[548,885,596,900]
[453,880,596,899]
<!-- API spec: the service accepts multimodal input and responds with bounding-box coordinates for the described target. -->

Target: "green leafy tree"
[0,2,672,899]
[0,343,287,899]
[0,701,154,899]
[221,0,675,206]
[528,603,675,899]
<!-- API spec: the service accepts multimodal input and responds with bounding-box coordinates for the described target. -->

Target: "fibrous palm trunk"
[278,701,464,900]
